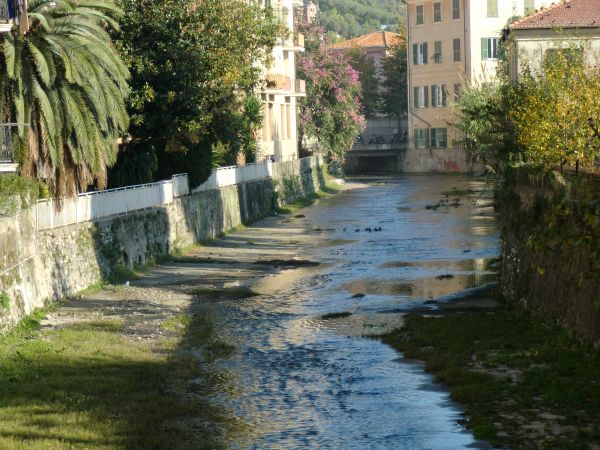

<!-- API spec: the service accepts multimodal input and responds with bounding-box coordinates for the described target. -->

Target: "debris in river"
[321,311,353,320]
[436,274,455,280]
[351,293,366,299]
[294,214,305,218]
[254,259,320,268]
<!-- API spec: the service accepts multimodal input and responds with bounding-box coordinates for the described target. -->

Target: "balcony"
[0,124,17,172]
[282,33,305,52]
[0,0,14,33]
[265,74,292,93]
[291,79,306,97]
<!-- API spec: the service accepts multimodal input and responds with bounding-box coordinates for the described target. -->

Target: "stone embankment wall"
[0,157,327,331]
[499,168,600,346]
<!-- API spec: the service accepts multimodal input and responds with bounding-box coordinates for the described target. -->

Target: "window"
[431,128,448,148]
[415,128,428,149]
[413,86,429,109]
[416,4,424,24]
[452,0,460,19]
[454,83,462,100]
[487,0,498,17]
[434,41,442,63]
[431,85,447,107]
[433,2,442,22]
[412,42,429,65]
[524,0,535,15]
[481,37,499,59]
[453,38,461,61]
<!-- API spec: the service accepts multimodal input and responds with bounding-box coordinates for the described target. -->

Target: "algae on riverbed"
[381,305,600,449]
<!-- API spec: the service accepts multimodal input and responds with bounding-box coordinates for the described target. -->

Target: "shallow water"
[199,176,499,449]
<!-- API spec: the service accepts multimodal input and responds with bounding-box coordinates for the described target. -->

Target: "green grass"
[0,308,243,449]
[380,305,600,448]
[0,291,10,310]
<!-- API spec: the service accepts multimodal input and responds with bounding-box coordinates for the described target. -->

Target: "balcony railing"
[0,124,15,164]
[265,74,292,92]
[293,79,306,96]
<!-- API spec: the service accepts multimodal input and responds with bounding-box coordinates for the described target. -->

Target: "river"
[189,175,499,449]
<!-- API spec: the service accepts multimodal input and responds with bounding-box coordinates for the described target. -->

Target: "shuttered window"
[452,0,460,19]
[453,38,461,61]
[431,128,448,148]
[415,128,428,149]
[524,0,535,15]
[487,0,498,17]
[481,38,499,59]
[416,4,424,24]
[433,2,442,22]
[434,41,442,63]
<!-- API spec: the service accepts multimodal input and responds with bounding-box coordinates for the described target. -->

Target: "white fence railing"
[33,156,322,231]
[193,162,272,192]
[35,174,189,231]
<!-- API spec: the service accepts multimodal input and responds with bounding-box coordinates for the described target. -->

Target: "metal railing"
[353,133,409,146]
[0,124,14,163]
[34,174,189,231]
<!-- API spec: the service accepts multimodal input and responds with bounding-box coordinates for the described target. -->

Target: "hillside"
[318,0,404,38]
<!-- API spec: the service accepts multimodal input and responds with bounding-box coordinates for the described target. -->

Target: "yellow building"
[405,0,552,172]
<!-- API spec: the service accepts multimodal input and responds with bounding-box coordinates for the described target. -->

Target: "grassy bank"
[381,304,600,449]
[0,309,239,449]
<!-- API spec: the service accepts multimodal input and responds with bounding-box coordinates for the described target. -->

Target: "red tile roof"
[329,31,403,50]
[510,0,600,30]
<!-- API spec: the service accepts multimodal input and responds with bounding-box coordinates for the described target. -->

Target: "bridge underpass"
[343,140,408,174]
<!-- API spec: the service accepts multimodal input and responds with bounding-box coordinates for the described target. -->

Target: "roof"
[510,0,600,30]
[329,31,403,50]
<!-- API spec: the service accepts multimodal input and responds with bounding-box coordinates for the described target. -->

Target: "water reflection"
[198,176,499,449]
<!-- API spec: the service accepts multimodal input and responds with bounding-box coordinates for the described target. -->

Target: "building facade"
[257,0,306,162]
[405,0,552,171]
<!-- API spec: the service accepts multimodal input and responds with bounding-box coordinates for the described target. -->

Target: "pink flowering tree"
[297,23,366,160]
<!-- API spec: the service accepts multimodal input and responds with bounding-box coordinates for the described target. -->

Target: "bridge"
[344,134,408,174]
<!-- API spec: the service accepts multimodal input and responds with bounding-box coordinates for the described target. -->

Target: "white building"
[258,0,306,162]
[404,0,552,172]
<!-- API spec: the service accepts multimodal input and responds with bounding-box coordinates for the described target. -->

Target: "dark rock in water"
[424,300,438,305]
[351,293,366,299]
[435,274,454,280]
[463,249,471,253]
[294,214,306,218]
[255,259,320,268]
[321,311,353,320]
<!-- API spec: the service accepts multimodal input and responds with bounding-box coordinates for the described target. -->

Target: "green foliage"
[452,82,507,164]
[381,37,408,118]
[382,307,600,448]
[346,48,381,117]
[319,0,404,38]
[0,291,9,310]
[114,0,282,187]
[0,174,48,214]
[508,45,600,169]
[0,0,130,198]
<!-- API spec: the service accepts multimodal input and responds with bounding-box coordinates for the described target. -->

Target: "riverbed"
[43,175,499,448]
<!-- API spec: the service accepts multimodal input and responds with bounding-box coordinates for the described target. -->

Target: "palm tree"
[0,0,129,198]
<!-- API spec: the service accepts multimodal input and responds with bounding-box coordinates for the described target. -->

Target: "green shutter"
[424,86,429,107]
[422,43,428,64]
[481,38,488,59]
[413,87,419,109]
[431,128,437,148]
[413,43,418,65]
[442,84,447,107]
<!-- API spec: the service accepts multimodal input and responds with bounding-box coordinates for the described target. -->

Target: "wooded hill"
[318,0,404,38]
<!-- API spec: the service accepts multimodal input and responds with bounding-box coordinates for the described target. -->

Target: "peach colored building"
[405,0,552,172]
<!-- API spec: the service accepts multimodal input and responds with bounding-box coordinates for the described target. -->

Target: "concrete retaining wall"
[499,168,600,346]
[0,157,327,332]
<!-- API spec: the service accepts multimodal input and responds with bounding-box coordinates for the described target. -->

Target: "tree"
[381,38,408,118]
[319,0,404,38]
[297,23,365,160]
[114,0,282,187]
[452,82,506,165]
[508,48,600,169]
[0,0,130,198]
[346,48,381,117]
